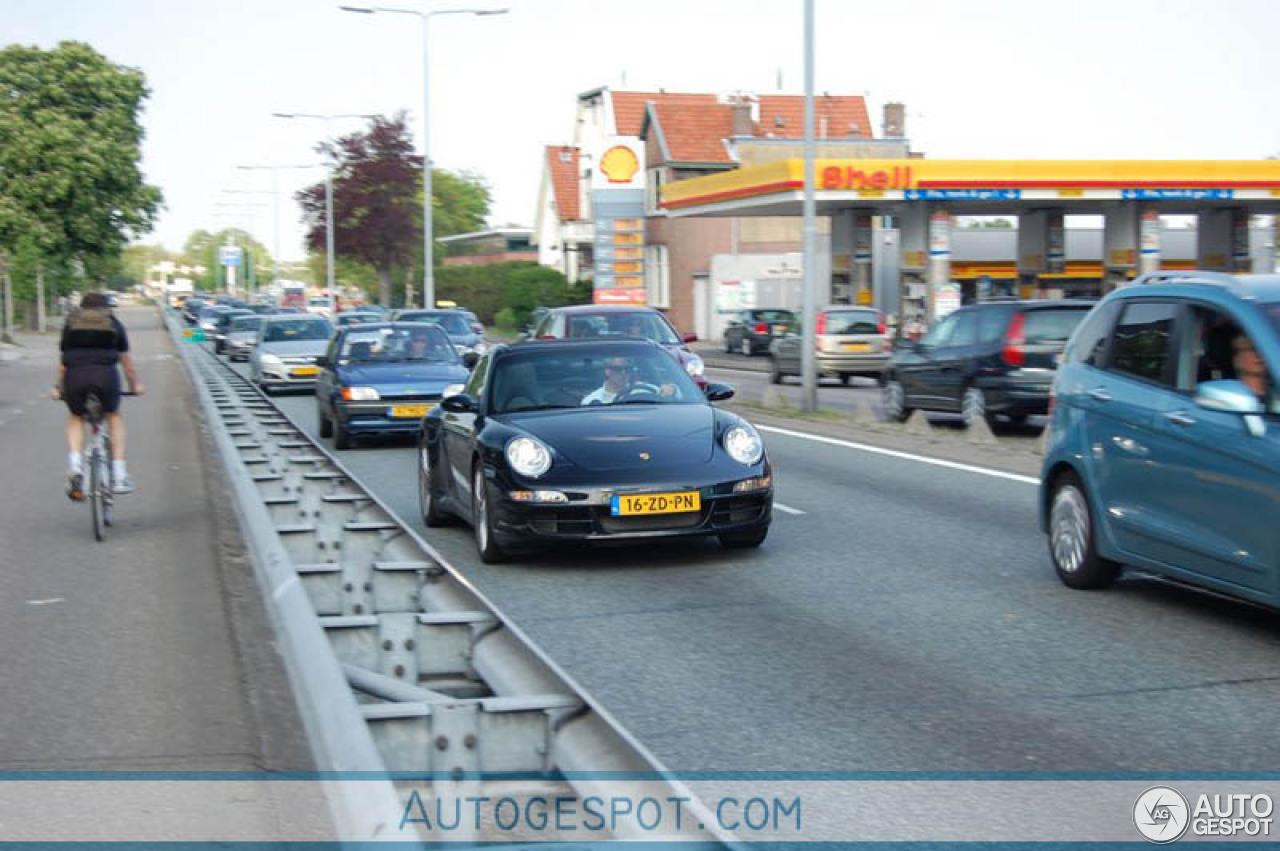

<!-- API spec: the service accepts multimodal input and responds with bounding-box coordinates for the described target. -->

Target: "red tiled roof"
[755,94,872,139]
[647,102,737,164]
[641,93,874,166]
[546,145,580,221]
[611,91,718,136]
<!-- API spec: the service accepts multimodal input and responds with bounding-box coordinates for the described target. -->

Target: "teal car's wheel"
[1048,471,1120,589]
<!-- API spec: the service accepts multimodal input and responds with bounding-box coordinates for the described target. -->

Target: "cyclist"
[54,292,145,499]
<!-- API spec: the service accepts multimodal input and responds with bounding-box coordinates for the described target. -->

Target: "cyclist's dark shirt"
[61,313,130,368]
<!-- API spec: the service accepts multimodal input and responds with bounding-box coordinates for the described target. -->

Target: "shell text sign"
[601,145,639,184]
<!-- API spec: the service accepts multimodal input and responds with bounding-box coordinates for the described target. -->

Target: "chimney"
[731,98,754,137]
[883,102,905,139]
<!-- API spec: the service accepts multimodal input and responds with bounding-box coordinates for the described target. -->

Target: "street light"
[237,163,325,294]
[214,197,268,299]
[800,0,819,412]
[341,4,509,309]
[273,112,378,315]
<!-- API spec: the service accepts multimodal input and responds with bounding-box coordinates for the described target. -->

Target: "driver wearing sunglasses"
[582,355,675,405]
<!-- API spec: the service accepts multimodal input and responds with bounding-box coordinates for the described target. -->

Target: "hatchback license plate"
[290,366,319,377]
[611,491,700,516]
[389,404,430,418]
[843,342,871,352]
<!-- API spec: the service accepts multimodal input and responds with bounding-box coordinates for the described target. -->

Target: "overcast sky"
[8,0,1280,261]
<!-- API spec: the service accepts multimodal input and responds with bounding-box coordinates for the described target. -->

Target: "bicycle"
[56,389,136,541]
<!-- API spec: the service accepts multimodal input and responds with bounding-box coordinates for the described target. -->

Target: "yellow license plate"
[389,404,431,418]
[290,366,320,377]
[843,342,871,352]
[611,491,701,516]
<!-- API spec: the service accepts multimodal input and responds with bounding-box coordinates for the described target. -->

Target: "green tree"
[183,228,273,294]
[298,115,493,307]
[429,169,491,256]
[0,41,162,281]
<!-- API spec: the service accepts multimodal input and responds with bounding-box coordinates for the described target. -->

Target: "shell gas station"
[659,158,1280,323]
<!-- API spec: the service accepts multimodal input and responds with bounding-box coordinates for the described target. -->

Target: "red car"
[527,305,707,388]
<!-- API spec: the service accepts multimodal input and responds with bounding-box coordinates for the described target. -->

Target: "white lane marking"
[27,597,65,606]
[773,502,806,515]
[757,424,1041,486]
[706,365,772,377]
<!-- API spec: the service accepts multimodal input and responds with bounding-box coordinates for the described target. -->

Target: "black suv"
[724,308,795,356]
[883,299,1094,427]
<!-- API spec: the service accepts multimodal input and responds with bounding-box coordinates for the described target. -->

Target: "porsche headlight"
[723,425,763,466]
[685,353,705,377]
[506,436,552,478]
[342,386,380,401]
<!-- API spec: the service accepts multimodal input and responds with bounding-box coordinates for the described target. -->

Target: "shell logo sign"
[600,145,639,184]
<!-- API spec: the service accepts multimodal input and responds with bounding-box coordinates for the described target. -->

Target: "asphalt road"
[701,350,1048,445]
[229,353,1280,773]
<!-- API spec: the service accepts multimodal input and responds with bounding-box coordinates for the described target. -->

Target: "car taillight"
[754,322,768,334]
[1002,312,1027,367]
[877,311,887,336]
[816,312,826,335]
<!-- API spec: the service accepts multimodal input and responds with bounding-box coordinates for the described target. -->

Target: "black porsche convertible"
[417,338,773,562]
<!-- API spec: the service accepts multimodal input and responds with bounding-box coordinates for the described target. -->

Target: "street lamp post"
[800,0,819,413]
[237,163,326,295]
[273,113,377,315]
[219,190,272,300]
[213,198,267,298]
[340,4,509,309]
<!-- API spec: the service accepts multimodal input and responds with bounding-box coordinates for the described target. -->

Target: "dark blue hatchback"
[315,322,470,450]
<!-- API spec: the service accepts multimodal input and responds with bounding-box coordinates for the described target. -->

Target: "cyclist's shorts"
[64,365,121,417]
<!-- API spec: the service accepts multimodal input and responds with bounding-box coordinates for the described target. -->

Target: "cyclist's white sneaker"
[67,473,85,502]
[112,476,135,495]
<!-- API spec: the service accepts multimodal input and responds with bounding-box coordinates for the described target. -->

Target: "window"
[644,168,665,215]
[949,310,978,346]
[923,312,960,347]
[978,305,1016,344]
[464,354,489,401]
[1022,308,1090,344]
[644,244,670,308]
[1108,302,1177,385]
[1066,301,1121,367]
[823,310,879,335]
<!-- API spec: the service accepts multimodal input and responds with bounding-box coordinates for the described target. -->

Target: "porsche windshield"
[490,344,702,414]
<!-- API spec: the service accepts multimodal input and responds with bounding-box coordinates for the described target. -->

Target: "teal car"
[1041,271,1280,607]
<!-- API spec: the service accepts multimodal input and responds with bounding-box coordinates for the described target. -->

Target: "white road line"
[706,365,771,377]
[773,502,806,515]
[757,424,1041,486]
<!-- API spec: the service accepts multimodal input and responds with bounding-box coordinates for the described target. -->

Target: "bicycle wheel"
[89,450,104,541]
[101,437,113,528]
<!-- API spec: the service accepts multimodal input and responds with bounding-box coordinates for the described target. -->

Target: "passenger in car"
[1232,332,1270,401]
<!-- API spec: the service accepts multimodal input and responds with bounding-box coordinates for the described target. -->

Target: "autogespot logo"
[1134,786,1190,843]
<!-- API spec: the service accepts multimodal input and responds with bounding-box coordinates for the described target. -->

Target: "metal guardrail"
[165,311,728,845]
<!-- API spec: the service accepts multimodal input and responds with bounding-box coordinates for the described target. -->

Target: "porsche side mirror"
[704,382,735,402]
[441,393,478,413]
